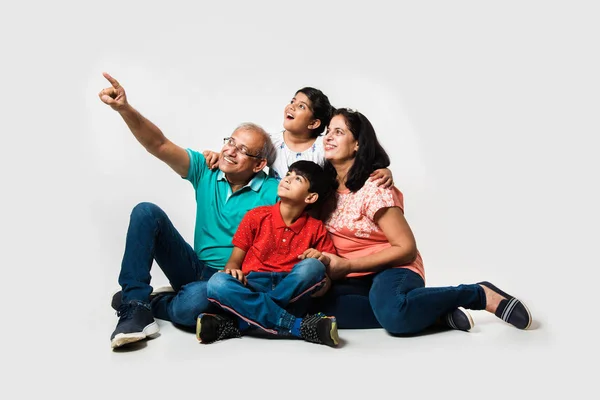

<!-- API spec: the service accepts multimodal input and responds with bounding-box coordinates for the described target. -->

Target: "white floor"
[7,268,580,400]
[96,304,559,399]
[68,279,562,399]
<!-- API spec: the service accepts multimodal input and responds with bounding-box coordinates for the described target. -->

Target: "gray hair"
[232,122,277,167]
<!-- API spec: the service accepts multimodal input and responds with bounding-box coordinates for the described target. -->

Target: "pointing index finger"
[102,72,121,89]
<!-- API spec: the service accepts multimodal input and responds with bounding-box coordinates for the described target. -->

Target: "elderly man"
[99,73,279,349]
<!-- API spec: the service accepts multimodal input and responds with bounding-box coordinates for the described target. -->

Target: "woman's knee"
[370,290,413,335]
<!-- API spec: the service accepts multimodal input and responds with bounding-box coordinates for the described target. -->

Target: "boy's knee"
[294,258,326,280]
[206,272,235,299]
[168,282,209,326]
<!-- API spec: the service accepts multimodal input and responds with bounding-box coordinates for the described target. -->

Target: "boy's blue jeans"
[310,268,486,334]
[206,258,327,334]
[118,202,218,327]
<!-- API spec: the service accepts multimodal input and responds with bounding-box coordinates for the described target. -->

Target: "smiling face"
[323,114,359,163]
[277,170,317,206]
[218,128,266,176]
[282,92,320,135]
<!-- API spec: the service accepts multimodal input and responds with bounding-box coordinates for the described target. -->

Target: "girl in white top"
[204,87,393,187]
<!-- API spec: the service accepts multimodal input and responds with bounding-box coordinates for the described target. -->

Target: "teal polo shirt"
[185,149,279,269]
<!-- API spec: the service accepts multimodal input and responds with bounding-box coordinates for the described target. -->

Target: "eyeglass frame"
[222,137,263,159]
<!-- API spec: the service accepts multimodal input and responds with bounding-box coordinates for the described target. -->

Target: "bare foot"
[479,284,506,314]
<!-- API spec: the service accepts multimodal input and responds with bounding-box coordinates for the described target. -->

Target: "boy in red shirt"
[197,161,339,346]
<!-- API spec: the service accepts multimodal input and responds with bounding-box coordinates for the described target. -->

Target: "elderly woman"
[311,108,532,334]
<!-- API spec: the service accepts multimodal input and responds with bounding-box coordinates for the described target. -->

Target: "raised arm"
[98,72,190,177]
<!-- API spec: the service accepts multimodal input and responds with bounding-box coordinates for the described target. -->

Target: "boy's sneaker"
[300,313,339,347]
[196,313,242,344]
[110,301,159,349]
[443,307,474,332]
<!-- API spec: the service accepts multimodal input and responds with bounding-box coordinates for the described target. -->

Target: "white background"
[1,0,597,398]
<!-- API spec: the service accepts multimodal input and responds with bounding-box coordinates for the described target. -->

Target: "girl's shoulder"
[269,130,285,146]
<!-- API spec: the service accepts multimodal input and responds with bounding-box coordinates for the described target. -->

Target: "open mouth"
[286,113,294,120]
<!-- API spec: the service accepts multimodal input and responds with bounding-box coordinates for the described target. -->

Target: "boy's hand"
[298,248,330,266]
[322,252,351,280]
[311,275,331,298]
[369,168,393,188]
[202,150,220,170]
[220,268,247,285]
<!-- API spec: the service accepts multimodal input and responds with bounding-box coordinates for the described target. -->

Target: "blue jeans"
[311,268,486,334]
[118,202,218,327]
[206,258,327,334]
[309,275,380,329]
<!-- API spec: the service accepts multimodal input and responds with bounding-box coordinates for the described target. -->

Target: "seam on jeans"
[289,277,327,303]
[207,298,278,335]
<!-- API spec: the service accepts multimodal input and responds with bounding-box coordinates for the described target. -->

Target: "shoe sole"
[447,307,474,331]
[329,319,339,346]
[479,281,532,330]
[196,313,214,343]
[461,307,475,330]
[196,314,205,342]
[111,321,160,349]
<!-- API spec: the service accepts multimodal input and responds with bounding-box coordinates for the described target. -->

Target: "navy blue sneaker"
[443,307,474,331]
[111,286,174,310]
[478,281,532,330]
[110,301,159,349]
[196,313,242,344]
[300,313,339,347]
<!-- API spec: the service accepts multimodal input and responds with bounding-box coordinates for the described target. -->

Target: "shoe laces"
[116,301,148,319]
[116,303,135,320]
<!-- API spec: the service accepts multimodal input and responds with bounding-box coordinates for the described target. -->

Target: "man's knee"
[130,202,163,222]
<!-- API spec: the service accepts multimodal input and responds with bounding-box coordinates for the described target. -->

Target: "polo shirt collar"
[271,201,308,234]
[217,170,268,192]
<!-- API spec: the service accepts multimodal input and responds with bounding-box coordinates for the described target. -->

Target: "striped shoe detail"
[479,281,532,330]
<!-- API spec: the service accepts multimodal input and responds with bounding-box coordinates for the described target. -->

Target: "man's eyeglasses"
[223,137,263,159]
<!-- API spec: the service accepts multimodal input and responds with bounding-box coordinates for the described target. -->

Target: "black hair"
[324,108,391,192]
[296,87,333,138]
[288,160,333,208]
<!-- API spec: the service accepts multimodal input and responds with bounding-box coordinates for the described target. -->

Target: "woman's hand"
[322,252,351,280]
